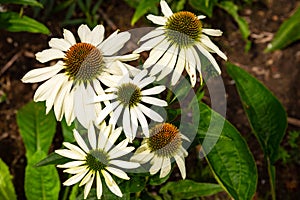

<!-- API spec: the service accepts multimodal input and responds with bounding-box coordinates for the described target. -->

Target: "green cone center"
[64,43,104,82]
[148,123,182,157]
[86,149,109,171]
[165,11,202,47]
[116,83,141,107]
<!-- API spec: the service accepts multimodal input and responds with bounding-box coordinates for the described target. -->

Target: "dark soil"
[0,0,299,199]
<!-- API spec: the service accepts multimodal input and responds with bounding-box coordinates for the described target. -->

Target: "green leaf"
[188,0,218,17]
[119,175,146,193]
[265,5,300,52]
[226,63,287,164]
[0,12,50,34]
[160,180,223,199]
[24,151,60,200]
[0,159,17,200]
[131,0,159,25]
[198,102,257,200]
[35,152,71,167]
[0,0,43,7]
[149,170,171,186]
[218,1,251,51]
[16,101,57,158]
[61,118,75,143]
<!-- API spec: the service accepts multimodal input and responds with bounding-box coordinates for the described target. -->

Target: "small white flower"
[92,69,167,142]
[22,24,139,128]
[134,0,227,87]
[131,123,189,179]
[55,123,140,199]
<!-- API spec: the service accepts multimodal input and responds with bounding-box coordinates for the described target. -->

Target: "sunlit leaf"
[25,151,60,200]
[0,12,50,34]
[0,159,17,200]
[265,5,300,52]
[160,180,223,199]
[198,102,257,200]
[16,101,56,158]
[0,0,42,7]
[131,0,159,25]
[226,63,287,164]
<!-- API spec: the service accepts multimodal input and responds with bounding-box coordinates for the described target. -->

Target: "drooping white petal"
[131,149,154,164]
[130,108,138,141]
[190,46,203,84]
[122,107,133,140]
[160,0,173,17]
[134,35,165,54]
[35,49,65,63]
[96,101,120,125]
[73,129,90,153]
[63,29,76,45]
[108,104,123,126]
[171,49,185,85]
[149,44,173,76]
[139,28,165,42]
[141,96,168,107]
[101,170,123,197]
[160,157,171,178]
[174,155,186,179]
[133,107,149,137]
[54,80,72,121]
[78,24,92,43]
[157,45,178,81]
[33,74,62,102]
[109,160,140,169]
[91,24,105,46]
[146,14,167,25]
[63,169,88,186]
[49,38,72,51]
[21,61,64,83]
[200,35,227,60]
[88,124,97,149]
[196,43,221,74]
[106,167,129,180]
[185,48,197,87]
[143,39,169,68]
[137,103,164,122]
[64,88,75,125]
[96,171,103,199]
[149,156,163,175]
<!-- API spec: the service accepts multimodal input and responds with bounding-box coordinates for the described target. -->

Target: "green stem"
[267,157,276,200]
[61,186,70,200]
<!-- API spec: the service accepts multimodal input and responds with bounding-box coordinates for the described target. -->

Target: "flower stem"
[267,157,276,200]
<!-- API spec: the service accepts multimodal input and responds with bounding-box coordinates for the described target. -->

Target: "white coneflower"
[134,0,227,87]
[92,69,167,142]
[55,123,140,199]
[22,24,139,128]
[131,123,189,179]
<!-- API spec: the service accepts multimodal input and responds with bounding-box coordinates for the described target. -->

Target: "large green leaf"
[0,12,50,34]
[0,159,17,200]
[218,1,251,51]
[160,180,223,199]
[0,0,42,7]
[131,0,159,25]
[188,0,218,17]
[16,101,57,158]
[25,151,60,200]
[265,5,300,52]
[226,63,287,164]
[198,102,257,200]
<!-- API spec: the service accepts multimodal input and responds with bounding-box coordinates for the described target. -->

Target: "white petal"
[108,104,123,126]
[190,46,203,84]
[56,160,85,168]
[73,129,90,153]
[109,160,140,169]
[141,85,165,96]
[95,101,120,125]
[33,74,61,102]
[200,35,227,60]
[91,25,105,46]
[185,48,197,87]
[88,124,97,149]
[64,88,75,125]
[63,166,88,174]
[160,157,171,178]
[131,149,154,164]
[80,170,94,186]
[106,167,129,180]
[133,107,149,137]
[96,172,103,199]
[141,96,168,107]
[138,76,156,89]
[63,169,88,186]
[78,24,92,43]
[108,54,140,62]
[130,108,138,141]
[133,69,148,84]
[49,38,72,51]
[157,46,178,81]
[102,170,123,197]
[138,103,164,122]
[196,43,221,74]
[105,127,122,152]
[134,35,165,54]
[98,124,112,149]
[63,142,87,157]
[83,173,94,199]
[55,149,85,160]
[122,107,133,141]
[108,139,131,159]
[54,80,72,121]
[174,155,186,179]
[171,49,185,85]
[92,93,117,103]
[149,156,163,175]
[63,29,76,45]
[149,45,173,76]
[100,31,130,55]
[146,14,167,25]
[35,49,65,63]
[160,0,173,17]
[21,61,64,83]
[139,28,165,42]
[202,28,223,36]
[143,39,169,68]
[197,15,206,19]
